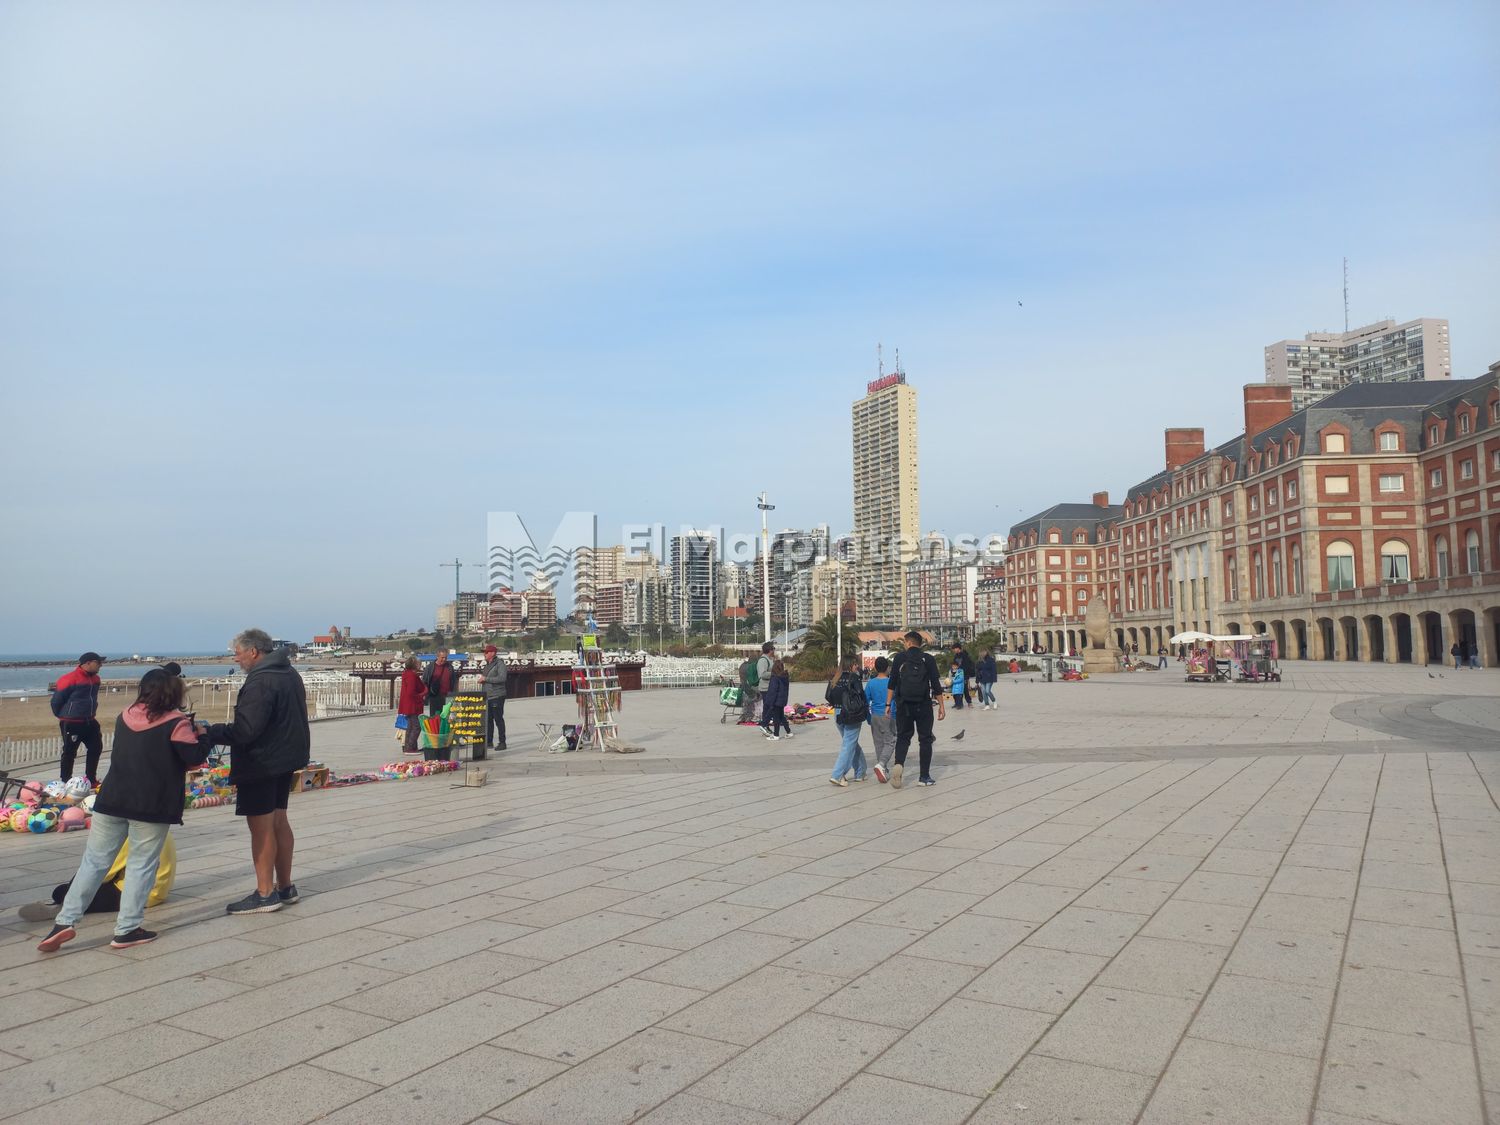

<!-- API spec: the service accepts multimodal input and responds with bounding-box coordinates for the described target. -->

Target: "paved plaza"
[1,664,1498,1124]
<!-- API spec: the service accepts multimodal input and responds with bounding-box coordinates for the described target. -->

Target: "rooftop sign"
[866,373,906,395]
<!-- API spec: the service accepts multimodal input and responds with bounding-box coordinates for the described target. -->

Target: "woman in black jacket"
[37,669,208,953]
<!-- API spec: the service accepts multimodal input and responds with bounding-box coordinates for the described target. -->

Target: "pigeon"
[951,730,966,741]
[1428,672,1436,678]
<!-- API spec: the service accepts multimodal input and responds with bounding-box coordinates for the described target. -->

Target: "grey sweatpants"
[868,714,896,769]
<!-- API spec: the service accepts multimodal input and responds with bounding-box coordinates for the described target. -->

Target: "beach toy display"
[58,806,89,831]
[26,808,58,834]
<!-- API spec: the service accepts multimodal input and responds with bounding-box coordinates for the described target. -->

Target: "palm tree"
[803,615,861,660]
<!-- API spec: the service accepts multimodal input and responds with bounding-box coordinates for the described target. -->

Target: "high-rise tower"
[851,365,919,628]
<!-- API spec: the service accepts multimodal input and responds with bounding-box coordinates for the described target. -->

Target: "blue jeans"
[831,721,867,781]
[978,683,995,705]
[57,811,169,935]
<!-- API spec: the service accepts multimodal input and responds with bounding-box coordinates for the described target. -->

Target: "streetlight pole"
[758,493,775,646]
[835,566,843,670]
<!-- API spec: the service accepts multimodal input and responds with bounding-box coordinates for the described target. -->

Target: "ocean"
[0,654,237,696]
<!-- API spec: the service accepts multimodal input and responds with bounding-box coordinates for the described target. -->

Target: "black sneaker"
[918,776,936,786]
[110,927,158,949]
[226,890,283,915]
[278,884,299,905]
[37,923,76,953]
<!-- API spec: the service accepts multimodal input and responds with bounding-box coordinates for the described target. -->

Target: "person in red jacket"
[51,652,105,785]
[397,656,427,754]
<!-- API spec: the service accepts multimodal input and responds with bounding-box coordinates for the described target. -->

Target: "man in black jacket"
[208,629,310,915]
[885,631,945,788]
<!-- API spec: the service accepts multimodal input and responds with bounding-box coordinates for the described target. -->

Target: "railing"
[1,734,102,772]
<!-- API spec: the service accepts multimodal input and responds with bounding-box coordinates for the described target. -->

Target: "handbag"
[394,714,409,731]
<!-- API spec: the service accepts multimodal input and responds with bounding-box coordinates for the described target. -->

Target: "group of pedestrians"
[826,630,947,789]
[34,629,312,953]
[395,647,509,754]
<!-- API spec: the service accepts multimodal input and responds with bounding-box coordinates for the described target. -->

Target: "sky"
[2,1,1497,652]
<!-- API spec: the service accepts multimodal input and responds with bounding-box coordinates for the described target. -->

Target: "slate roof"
[1010,501,1125,541]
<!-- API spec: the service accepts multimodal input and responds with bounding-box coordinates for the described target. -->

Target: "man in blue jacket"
[206,629,310,916]
[51,652,104,785]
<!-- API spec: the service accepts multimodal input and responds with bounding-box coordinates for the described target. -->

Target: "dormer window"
[1323,433,1346,454]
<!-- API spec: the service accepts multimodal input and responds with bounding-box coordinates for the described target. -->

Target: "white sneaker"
[783,731,793,739]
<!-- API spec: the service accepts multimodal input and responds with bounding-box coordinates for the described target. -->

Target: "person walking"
[206,629,310,916]
[51,652,105,786]
[950,643,976,708]
[887,631,944,788]
[423,649,459,715]
[36,669,207,952]
[865,656,895,782]
[760,659,793,740]
[1157,645,1168,670]
[976,649,997,709]
[826,655,869,786]
[396,656,426,754]
[481,644,508,750]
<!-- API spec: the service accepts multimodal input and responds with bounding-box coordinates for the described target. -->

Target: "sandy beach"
[0,679,245,742]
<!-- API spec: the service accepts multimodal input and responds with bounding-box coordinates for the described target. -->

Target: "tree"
[604,623,630,648]
[802,614,862,661]
[432,631,447,650]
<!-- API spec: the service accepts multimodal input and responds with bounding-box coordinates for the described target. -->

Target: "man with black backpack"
[885,630,944,788]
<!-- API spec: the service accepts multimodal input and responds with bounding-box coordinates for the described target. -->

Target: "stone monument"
[1081,593,1117,675]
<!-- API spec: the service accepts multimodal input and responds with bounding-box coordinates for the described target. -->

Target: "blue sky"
[2,1,1496,651]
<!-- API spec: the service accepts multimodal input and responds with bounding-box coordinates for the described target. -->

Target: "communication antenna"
[1343,257,1349,333]
[877,342,884,377]
[894,347,902,376]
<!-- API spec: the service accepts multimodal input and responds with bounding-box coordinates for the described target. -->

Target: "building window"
[1326,475,1350,495]
[1459,413,1471,434]
[1467,531,1481,574]
[1324,433,1346,453]
[1493,450,1500,473]
[1226,555,1237,600]
[1435,535,1450,578]
[1284,439,1294,459]
[1048,532,1060,543]
[1252,552,1264,599]
[1379,540,1410,582]
[1267,486,1278,507]
[1249,494,1259,513]
[1270,548,1283,597]
[1379,432,1400,452]
[1286,479,1297,501]
[1289,544,1303,595]
[1430,468,1444,488]
[1223,499,1233,518]
[1326,540,1355,591]
[1430,425,1439,443]
[1459,459,1474,480]
[1379,474,1404,493]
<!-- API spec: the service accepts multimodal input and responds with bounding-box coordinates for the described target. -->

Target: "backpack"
[744,659,760,688]
[828,673,869,724]
[895,652,931,702]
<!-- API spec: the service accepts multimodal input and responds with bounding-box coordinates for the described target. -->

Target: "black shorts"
[235,772,296,817]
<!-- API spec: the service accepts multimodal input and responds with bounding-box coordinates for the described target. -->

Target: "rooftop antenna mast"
[1343,257,1349,333]
[894,347,902,376]
[877,342,883,377]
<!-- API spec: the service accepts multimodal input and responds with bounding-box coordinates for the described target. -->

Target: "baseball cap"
[79,652,105,664]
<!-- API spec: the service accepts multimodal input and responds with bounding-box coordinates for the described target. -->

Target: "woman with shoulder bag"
[826,655,869,787]
[396,656,427,754]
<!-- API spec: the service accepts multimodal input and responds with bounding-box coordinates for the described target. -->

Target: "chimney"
[1092,491,1110,508]
[1164,427,1205,471]
[1244,384,1295,440]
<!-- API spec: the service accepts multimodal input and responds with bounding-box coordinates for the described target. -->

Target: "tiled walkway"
[1,667,1497,1123]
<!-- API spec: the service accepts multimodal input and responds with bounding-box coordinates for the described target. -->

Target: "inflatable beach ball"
[26,808,58,834]
[8,808,30,833]
[81,794,96,813]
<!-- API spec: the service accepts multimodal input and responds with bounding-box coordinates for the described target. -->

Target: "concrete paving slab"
[3,669,1498,1123]
[868,997,1052,1096]
[1317,1023,1485,1125]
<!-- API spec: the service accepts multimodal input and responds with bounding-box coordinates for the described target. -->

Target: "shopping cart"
[719,685,744,725]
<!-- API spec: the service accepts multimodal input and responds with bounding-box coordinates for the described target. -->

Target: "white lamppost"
[758,493,775,645]
[835,565,843,670]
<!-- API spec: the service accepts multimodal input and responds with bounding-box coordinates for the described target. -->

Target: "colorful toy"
[81,793,97,813]
[18,782,43,806]
[59,806,88,831]
[64,777,93,800]
[26,808,58,834]
[9,808,31,832]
